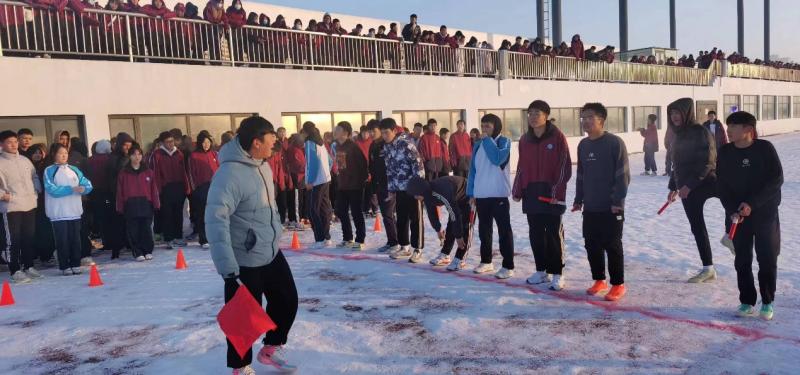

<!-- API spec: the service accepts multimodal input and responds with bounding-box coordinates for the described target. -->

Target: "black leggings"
[680,181,723,267]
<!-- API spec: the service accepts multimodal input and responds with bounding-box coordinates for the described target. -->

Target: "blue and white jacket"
[382,132,424,192]
[44,163,93,221]
[304,141,333,187]
[467,135,512,198]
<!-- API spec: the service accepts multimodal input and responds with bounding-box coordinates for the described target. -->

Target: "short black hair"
[0,130,18,142]
[410,13,417,18]
[527,100,551,115]
[378,118,397,130]
[427,118,438,126]
[708,110,717,116]
[456,119,465,125]
[390,22,396,28]
[439,128,449,136]
[359,125,368,133]
[366,119,380,130]
[440,25,447,30]
[336,121,353,136]
[237,115,275,150]
[159,131,173,143]
[413,122,423,129]
[581,102,608,120]
[128,142,144,156]
[647,114,658,121]
[17,128,33,137]
[356,23,363,28]
[169,128,183,139]
[725,111,757,127]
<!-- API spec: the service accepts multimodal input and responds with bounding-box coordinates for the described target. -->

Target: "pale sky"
[255,0,799,62]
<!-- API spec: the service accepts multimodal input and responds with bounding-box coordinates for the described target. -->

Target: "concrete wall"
[1,57,798,169]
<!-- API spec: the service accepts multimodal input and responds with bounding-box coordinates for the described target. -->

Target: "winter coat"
[640,123,659,152]
[0,152,41,213]
[305,141,333,187]
[86,153,111,192]
[702,120,729,150]
[284,143,305,187]
[383,132,424,192]
[116,164,160,217]
[667,98,717,191]
[333,139,368,191]
[467,135,511,198]
[188,149,219,193]
[369,139,388,191]
[418,133,447,174]
[206,136,283,278]
[152,146,188,193]
[448,130,472,169]
[43,163,92,221]
[512,123,571,215]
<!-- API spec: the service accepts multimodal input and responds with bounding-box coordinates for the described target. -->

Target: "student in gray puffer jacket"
[205,116,298,374]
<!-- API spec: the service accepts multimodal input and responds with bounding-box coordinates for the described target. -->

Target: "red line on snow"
[287,248,800,346]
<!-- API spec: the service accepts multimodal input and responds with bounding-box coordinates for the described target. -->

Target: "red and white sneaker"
[257,345,298,373]
[232,365,255,375]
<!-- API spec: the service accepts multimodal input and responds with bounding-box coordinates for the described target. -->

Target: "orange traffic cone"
[88,265,104,287]
[291,232,301,250]
[176,249,188,270]
[373,214,382,232]
[1,280,15,306]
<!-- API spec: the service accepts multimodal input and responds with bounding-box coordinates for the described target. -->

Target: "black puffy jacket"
[667,98,717,191]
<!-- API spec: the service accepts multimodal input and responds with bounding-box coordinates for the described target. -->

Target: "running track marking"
[286,247,800,346]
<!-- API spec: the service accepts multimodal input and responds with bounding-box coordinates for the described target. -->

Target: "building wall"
[1,57,798,169]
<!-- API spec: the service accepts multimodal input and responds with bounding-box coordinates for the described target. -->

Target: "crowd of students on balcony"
[627,47,800,71]
[499,34,617,64]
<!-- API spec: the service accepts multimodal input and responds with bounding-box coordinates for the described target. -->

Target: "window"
[794,97,800,118]
[632,106,661,131]
[605,107,627,134]
[392,110,463,132]
[283,112,380,136]
[777,96,790,119]
[762,95,776,121]
[549,108,582,137]
[109,114,249,148]
[0,116,85,146]
[477,109,525,140]
[723,95,741,119]
[742,95,759,119]
[695,101,718,123]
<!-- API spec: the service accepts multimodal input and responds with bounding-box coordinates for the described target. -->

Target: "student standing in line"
[332,122,369,250]
[152,131,189,250]
[188,132,219,249]
[448,120,472,177]
[367,120,399,253]
[116,144,160,261]
[418,119,447,180]
[301,122,333,247]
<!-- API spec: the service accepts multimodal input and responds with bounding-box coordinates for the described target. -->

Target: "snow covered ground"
[2,132,800,375]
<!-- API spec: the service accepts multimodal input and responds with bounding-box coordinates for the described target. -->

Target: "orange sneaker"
[586,280,608,295]
[605,284,626,301]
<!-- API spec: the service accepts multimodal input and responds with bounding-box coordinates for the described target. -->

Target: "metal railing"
[2,1,799,86]
[728,62,800,82]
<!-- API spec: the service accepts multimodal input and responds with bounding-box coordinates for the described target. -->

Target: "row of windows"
[724,95,798,122]
[479,106,639,140]
[0,116,84,146]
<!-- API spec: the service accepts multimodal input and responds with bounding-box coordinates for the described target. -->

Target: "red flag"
[217,284,277,359]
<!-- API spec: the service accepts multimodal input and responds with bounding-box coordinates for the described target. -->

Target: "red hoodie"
[419,133,445,161]
[267,149,290,191]
[203,0,227,26]
[225,6,246,28]
[512,123,572,214]
[86,153,111,192]
[187,149,219,193]
[141,2,176,33]
[354,137,372,161]
[152,147,188,193]
[284,143,306,186]
[116,166,161,214]
[448,130,472,167]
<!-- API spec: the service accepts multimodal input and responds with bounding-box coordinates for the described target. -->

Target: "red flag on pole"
[217,283,277,359]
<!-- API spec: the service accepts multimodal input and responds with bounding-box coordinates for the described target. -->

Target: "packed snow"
[2,132,800,375]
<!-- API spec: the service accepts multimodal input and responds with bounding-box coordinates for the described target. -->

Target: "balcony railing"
[1,1,799,86]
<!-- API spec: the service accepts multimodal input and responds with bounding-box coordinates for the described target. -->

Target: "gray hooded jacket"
[206,137,282,278]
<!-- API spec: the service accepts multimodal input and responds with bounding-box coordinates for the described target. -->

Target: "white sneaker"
[61,269,72,276]
[144,254,154,260]
[337,240,355,248]
[71,267,83,275]
[720,234,735,255]
[429,253,451,266]
[201,243,210,250]
[80,257,96,267]
[380,244,400,253]
[495,267,514,279]
[549,274,565,291]
[526,271,551,285]
[257,345,297,373]
[473,263,495,274]
[135,256,146,262]
[12,270,32,283]
[351,242,365,251]
[688,267,717,283]
[446,257,467,271]
[390,246,413,259]
[25,267,43,279]
[409,249,424,263]
[324,239,333,247]
[232,365,256,375]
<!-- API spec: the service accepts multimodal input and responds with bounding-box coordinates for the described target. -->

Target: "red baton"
[729,220,741,240]
[657,200,672,215]
[538,196,566,206]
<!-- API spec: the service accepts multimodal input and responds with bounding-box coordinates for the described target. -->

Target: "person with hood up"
[331,122,369,250]
[379,118,426,262]
[43,143,93,276]
[105,132,134,258]
[570,35,584,60]
[0,131,43,284]
[116,143,160,261]
[717,111,783,321]
[188,132,219,249]
[512,100,571,290]
[666,97,725,283]
[152,131,188,249]
[702,111,729,151]
[572,103,631,301]
[301,122,333,247]
[206,116,298,375]
[418,118,449,181]
[468,114,515,279]
[407,175,472,271]
[449,120,472,177]
[225,0,246,28]
[638,114,660,176]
